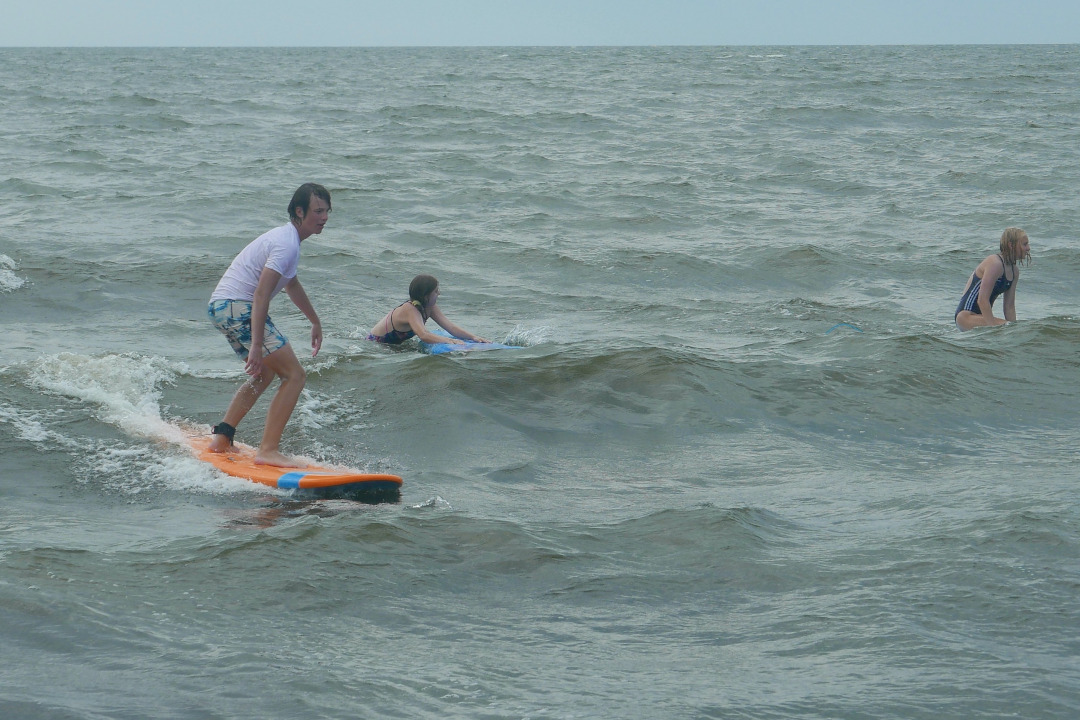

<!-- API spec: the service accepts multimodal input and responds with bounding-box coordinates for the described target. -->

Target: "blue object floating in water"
[419,328,522,355]
[825,323,863,334]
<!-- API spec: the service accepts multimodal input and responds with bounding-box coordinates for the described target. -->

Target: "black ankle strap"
[212,422,236,444]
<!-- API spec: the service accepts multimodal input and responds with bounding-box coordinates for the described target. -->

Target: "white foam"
[22,352,297,496]
[28,352,188,444]
[74,440,275,497]
[410,495,454,510]
[502,324,551,346]
[143,453,278,496]
[293,388,373,435]
[0,403,79,447]
[0,254,27,292]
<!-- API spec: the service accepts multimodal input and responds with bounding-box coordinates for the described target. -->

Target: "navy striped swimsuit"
[955,254,1013,319]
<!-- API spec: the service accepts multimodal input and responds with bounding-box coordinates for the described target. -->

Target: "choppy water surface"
[1,46,1079,719]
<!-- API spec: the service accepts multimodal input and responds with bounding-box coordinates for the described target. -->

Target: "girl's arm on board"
[403,304,465,344]
[429,304,488,343]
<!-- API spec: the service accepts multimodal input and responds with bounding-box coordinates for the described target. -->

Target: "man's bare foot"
[208,434,233,453]
[254,449,306,468]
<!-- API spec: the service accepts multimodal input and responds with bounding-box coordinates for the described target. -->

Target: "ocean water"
[1,45,1078,719]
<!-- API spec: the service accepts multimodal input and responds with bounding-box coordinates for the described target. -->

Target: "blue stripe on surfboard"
[276,471,396,490]
[277,471,305,489]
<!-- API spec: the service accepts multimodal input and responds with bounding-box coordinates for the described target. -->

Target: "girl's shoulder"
[400,300,428,321]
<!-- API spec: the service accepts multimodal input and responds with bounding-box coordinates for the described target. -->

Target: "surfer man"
[954,227,1031,331]
[367,274,488,346]
[206,183,330,467]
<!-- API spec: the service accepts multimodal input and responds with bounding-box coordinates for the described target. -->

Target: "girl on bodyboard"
[367,274,488,347]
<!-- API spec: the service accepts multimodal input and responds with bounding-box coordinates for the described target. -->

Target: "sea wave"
[0,254,26,292]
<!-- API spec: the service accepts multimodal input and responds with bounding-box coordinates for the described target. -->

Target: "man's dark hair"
[288,183,331,221]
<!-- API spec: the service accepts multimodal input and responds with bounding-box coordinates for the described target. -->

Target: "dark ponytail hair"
[409,274,439,307]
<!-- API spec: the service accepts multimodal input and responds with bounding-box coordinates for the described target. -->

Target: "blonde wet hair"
[999,227,1030,267]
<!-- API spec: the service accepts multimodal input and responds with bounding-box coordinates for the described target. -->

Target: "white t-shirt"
[210,223,301,302]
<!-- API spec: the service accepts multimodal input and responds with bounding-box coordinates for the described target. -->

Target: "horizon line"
[2,42,1078,49]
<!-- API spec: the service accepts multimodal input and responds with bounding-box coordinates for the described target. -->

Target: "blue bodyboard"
[419,329,522,355]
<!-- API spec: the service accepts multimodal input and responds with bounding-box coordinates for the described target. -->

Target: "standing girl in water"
[955,227,1031,331]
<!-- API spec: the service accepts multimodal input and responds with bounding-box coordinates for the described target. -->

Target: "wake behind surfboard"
[187,435,402,502]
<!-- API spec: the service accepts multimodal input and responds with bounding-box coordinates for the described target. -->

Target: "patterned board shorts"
[208,300,289,361]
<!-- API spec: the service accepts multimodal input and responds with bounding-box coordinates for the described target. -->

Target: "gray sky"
[5,0,1078,46]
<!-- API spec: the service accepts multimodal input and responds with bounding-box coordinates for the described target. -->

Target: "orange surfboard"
[188,436,403,501]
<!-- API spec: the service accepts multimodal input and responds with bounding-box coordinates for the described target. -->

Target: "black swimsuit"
[367,301,427,344]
